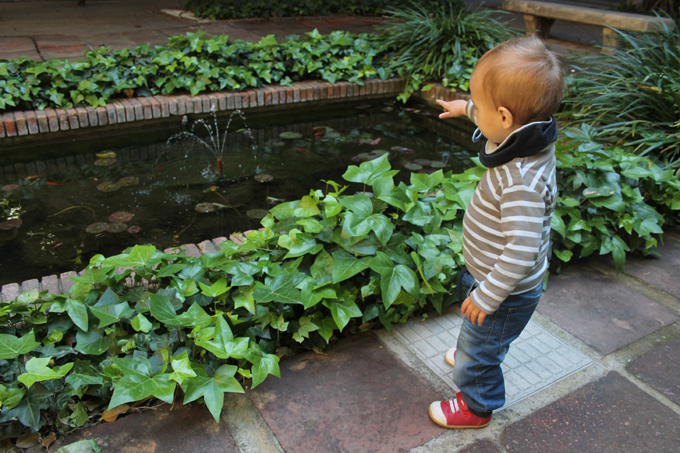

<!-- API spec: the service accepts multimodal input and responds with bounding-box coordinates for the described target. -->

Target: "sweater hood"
[479,116,557,168]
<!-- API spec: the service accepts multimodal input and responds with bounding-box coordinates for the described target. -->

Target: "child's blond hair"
[475,35,564,125]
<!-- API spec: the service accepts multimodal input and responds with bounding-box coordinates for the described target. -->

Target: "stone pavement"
[2,1,680,452]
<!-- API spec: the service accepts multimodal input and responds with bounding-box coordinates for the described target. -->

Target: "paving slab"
[627,335,680,405]
[537,267,679,354]
[249,332,443,453]
[391,308,592,408]
[502,372,680,452]
[622,233,680,298]
[51,401,238,452]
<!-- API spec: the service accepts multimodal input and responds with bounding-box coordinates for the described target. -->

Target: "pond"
[0,99,479,286]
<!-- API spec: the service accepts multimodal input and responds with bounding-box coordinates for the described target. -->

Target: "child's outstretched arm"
[436,99,468,119]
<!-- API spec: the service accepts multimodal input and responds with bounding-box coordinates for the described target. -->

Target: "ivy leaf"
[131,313,153,333]
[169,351,197,385]
[65,360,104,391]
[374,176,411,210]
[342,153,397,185]
[195,315,249,360]
[18,357,74,389]
[293,316,319,343]
[293,195,321,217]
[103,245,159,267]
[65,298,89,332]
[182,364,244,422]
[323,298,362,331]
[380,264,420,309]
[0,385,25,411]
[246,345,281,389]
[108,357,176,408]
[310,249,334,286]
[0,385,50,431]
[90,302,134,329]
[277,228,323,259]
[74,328,114,356]
[253,272,304,305]
[149,293,182,325]
[0,331,40,359]
[199,278,230,298]
[331,249,370,283]
[410,170,445,193]
[233,287,256,315]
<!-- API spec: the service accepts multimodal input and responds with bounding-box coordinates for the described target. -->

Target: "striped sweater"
[463,103,558,314]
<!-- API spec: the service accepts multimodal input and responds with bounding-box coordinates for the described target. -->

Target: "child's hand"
[461,296,487,326]
[436,99,467,119]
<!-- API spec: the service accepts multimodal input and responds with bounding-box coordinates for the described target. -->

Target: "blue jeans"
[452,270,542,417]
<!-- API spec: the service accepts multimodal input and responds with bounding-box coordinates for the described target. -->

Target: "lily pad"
[254,174,273,183]
[108,211,134,223]
[127,225,141,234]
[0,218,22,230]
[413,158,432,167]
[430,161,446,169]
[280,131,302,139]
[97,182,119,192]
[1,184,19,191]
[106,222,128,233]
[404,163,423,171]
[352,152,372,162]
[94,158,116,167]
[118,176,139,187]
[313,126,328,136]
[85,222,110,234]
[246,209,269,219]
[195,202,217,213]
[271,141,286,147]
[96,150,117,159]
[355,104,372,110]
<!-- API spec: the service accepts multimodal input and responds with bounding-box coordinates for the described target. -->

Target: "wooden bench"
[502,0,675,48]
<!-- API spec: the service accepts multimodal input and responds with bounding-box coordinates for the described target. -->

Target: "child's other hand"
[436,99,467,119]
[461,296,487,326]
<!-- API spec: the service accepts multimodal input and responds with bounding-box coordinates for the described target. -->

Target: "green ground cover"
[1,0,679,445]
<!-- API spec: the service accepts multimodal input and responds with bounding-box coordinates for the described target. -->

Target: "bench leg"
[523,14,555,39]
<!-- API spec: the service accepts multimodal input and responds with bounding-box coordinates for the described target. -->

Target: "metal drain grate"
[391,308,592,409]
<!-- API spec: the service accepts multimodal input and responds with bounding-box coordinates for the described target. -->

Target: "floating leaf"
[127,225,141,234]
[1,184,19,191]
[97,181,119,192]
[195,202,217,213]
[313,126,327,136]
[247,209,269,219]
[404,163,423,171]
[96,150,117,159]
[355,104,371,110]
[108,211,134,223]
[413,158,432,166]
[106,223,127,233]
[254,174,273,183]
[0,218,22,230]
[94,158,116,167]
[85,222,110,234]
[430,161,446,168]
[271,140,285,147]
[280,131,302,139]
[351,152,372,162]
[118,176,139,187]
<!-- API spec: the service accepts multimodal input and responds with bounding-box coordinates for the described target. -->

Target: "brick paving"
[2,1,680,452]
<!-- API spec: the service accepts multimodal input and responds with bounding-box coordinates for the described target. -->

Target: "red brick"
[76,107,90,127]
[248,91,256,107]
[168,97,179,116]
[87,107,99,127]
[0,116,4,137]
[14,111,28,135]
[25,110,39,134]
[41,275,61,295]
[60,271,78,294]
[192,97,203,114]
[1,283,20,302]
[66,108,80,129]
[36,109,49,133]
[149,98,161,118]
[44,108,59,131]
[130,98,144,119]
[179,243,202,258]
[123,100,135,121]
[111,101,127,122]
[3,114,17,136]
[225,92,235,110]
[256,89,265,107]
[96,106,108,125]
[21,279,40,293]
[198,240,218,254]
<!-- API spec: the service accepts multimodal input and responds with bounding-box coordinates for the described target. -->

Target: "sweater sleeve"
[468,165,546,313]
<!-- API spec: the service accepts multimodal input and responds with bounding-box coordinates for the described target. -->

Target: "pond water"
[0,99,479,286]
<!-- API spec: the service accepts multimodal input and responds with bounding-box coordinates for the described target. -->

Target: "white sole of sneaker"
[428,402,491,429]
[444,347,456,367]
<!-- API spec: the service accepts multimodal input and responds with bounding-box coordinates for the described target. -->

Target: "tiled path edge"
[0,79,466,140]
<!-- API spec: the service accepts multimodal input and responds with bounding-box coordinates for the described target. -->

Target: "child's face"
[469,67,516,145]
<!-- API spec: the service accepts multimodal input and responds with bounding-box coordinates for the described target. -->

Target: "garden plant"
[1,0,680,445]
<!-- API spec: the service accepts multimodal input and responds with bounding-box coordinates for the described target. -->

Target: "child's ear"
[497,106,515,129]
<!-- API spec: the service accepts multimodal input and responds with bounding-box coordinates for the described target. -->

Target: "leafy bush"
[182,0,414,19]
[0,30,393,112]
[552,124,680,270]
[379,0,517,102]
[561,23,680,167]
[0,155,475,438]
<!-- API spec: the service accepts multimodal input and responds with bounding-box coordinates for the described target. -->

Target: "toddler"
[429,35,564,429]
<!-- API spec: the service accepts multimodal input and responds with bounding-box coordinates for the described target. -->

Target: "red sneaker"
[429,392,491,429]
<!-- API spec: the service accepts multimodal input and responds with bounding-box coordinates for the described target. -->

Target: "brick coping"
[0,79,467,140]
[0,80,468,296]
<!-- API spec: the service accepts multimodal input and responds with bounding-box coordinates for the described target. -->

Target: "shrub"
[379,0,517,102]
[561,23,680,167]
